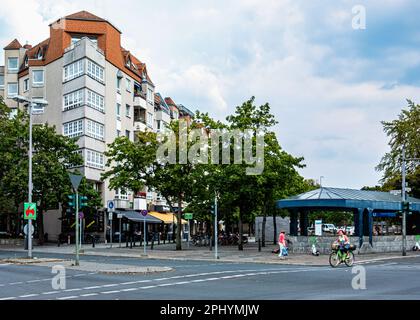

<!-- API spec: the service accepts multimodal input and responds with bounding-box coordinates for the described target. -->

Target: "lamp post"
[12,95,48,259]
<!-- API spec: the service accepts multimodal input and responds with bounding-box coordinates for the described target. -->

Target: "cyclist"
[335,229,350,258]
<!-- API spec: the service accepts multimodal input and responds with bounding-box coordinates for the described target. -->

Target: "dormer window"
[37,49,42,60]
[126,57,131,68]
[24,56,29,67]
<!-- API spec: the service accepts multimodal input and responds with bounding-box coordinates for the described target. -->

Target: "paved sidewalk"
[1,242,419,266]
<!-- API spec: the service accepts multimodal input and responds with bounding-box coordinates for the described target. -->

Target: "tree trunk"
[273,210,277,245]
[261,204,267,247]
[6,213,11,234]
[176,195,182,251]
[238,208,243,251]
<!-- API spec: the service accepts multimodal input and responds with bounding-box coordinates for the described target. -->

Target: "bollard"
[68,235,70,245]
[258,238,261,252]
[92,236,95,248]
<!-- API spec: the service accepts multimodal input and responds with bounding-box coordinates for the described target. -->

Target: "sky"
[1,0,420,189]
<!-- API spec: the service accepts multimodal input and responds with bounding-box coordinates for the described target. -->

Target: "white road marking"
[42,291,59,295]
[64,288,82,292]
[0,297,16,300]
[121,288,137,292]
[139,286,157,289]
[0,263,12,267]
[19,294,39,298]
[80,293,98,297]
[57,296,78,300]
[9,282,23,285]
[101,290,121,294]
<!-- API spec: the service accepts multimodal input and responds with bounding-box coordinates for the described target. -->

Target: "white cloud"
[0,0,417,189]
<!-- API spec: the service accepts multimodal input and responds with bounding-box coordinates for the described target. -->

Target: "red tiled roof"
[165,97,176,106]
[4,39,22,50]
[65,11,107,22]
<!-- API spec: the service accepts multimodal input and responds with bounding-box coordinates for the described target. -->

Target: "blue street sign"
[140,210,148,217]
[107,200,115,211]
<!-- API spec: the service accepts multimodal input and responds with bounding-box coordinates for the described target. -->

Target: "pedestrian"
[278,231,287,259]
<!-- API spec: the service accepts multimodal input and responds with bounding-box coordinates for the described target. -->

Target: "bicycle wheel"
[329,251,340,268]
[344,251,355,267]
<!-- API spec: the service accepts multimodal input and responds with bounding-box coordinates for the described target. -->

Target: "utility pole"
[75,190,80,264]
[402,146,407,256]
[28,103,33,259]
[215,191,219,260]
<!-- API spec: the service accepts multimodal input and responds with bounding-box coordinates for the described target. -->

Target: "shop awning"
[148,211,188,224]
[115,210,162,224]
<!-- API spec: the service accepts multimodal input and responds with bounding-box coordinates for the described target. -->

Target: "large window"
[86,149,104,169]
[64,60,84,82]
[63,120,83,138]
[86,89,105,112]
[116,103,121,119]
[32,70,44,86]
[86,119,104,140]
[63,89,84,111]
[8,57,18,71]
[125,104,131,118]
[147,112,153,128]
[147,87,153,103]
[0,75,4,88]
[126,78,131,92]
[115,188,130,200]
[87,60,104,83]
[7,83,18,97]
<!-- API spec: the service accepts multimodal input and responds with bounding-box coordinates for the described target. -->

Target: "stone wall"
[255,216,290,243]
[287,235,418,254]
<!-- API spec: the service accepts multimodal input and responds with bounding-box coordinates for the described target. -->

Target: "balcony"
[134,93,147,108]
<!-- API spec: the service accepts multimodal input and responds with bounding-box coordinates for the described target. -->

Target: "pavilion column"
[353,209,360,236]
[300,210,309,236]
[289,210,298,236]
[357,208,364,249]
[367,208,373,246]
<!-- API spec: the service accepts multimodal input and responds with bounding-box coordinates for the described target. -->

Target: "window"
[86,150,104,169]
[116,130,121,137]
[7,83,18,97]
[116,103,121,119]
[87,60,104,82]
[126,78,131,92]
[24,56,28,67]
[32,70,44,85]
[116,77,121,91]
[64,60,84,82]
[23,79,29,91]
[63,89,84,111]
[86,119,104,140]
[71,36,98,46]
[157,120,161,130]
[37,49,43,60]
[125,130,130,139]
[147,88,153,103]
[63,120,83,138]
[125,104,131,118]
[86,89,105,112]
[8,57,18,71]
[115,188,129,200]
[147,112,153,128]
[0,75,4,88]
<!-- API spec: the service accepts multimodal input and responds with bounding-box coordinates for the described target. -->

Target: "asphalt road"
[0,251,420,300]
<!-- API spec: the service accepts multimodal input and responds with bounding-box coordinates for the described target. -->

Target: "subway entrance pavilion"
[277,187,420,252]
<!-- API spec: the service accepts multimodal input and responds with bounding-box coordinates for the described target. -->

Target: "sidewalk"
[2,242,419,266]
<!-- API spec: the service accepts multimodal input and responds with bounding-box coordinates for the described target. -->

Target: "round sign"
[78,212,84,219]
[108,201,115,210]
[24,224,34,235]
[140,210,148,217]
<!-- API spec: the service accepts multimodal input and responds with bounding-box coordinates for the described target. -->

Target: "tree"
[376,100,420,197]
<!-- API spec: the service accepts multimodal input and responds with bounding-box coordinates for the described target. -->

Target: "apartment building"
[0,11,195,240]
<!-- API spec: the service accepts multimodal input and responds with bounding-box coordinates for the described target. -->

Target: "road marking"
[80,293,98,297]
[0,263,12,267]
[83,286,101,290]
[139,286,157,289]
[19,294,39,298]
[121,288,137,292]
[9,282,23,285]
[57,296,78,300]
[42,291,59,295]
[102,284,119,288]
[64,288,82,292]
[0,297,16,300]
[101,290,121,294]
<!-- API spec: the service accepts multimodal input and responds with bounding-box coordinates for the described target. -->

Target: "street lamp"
[12,95,48,259]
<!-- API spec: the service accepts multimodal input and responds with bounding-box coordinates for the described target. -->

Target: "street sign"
[108,211,113,220]
[23,224,34,235]
[184,213,193,220]
[69,174,83,191]
[107,200,115,212]
[24,202,37,220]
[78,212,84,219]
[315,220,322,236]
[117,214,123,219]
[140,210,148,217]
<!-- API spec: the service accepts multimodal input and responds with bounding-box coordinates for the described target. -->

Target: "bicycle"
[329,243,356,267]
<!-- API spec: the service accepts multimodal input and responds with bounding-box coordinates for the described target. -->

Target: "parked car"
[322,224,337,233]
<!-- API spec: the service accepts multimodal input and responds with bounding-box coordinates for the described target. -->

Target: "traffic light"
[79,195,88,208]
[67,194,76,209]
[402,201,411,213]
[210,204,215,215]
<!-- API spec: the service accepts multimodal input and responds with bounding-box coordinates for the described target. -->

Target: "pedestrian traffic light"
[79,195,88,208]
[210,204,215,215]
[67,194,76,209]
[402,201,411,213]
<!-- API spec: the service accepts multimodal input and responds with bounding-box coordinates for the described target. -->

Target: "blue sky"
[1,0,420,189]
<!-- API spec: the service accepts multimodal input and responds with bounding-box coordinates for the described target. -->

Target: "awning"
[148,211,188,224]
[115,210,162,224]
